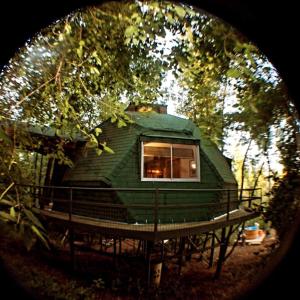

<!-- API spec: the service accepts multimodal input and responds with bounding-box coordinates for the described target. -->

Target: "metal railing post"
[226,190,230,221]
[154,188,159,235]
[68,187,75,270]
[69,187,73,222]
[248,192,252,208]
[50,187,54,203]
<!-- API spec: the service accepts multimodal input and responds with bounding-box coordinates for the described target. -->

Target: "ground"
[0,226,279,300]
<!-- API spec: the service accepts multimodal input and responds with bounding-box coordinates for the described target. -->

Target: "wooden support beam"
[214,225,235,279]
[177,237,186,275]
[146,241,153,289]
[224,223,244,261]
[143,240,147,258]
[214,227,227,279]
[119,238,122,255]
[38,154,44,188]
[69,227,75,271]
[209,231,215,268]
[136,240,141,256]
[199,233,209,262]
[100,236,103,252]
[160,240,164,261]
[113,238,117,265]
[174,238,177,253]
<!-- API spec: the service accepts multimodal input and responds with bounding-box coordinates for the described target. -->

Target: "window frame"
[141,141,201,182]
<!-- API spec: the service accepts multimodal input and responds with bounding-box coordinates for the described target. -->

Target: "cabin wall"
[51,181,128,221]
[113,142,230,223]
[53,123,139,220]
[209,183,239,219]
[51,120,238,223]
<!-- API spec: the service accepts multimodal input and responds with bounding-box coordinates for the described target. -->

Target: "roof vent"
[126,103,167,114]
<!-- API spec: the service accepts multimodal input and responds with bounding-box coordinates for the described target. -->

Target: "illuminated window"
[141,142,200,181]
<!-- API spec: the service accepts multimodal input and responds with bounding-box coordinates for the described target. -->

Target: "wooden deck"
[40,208,260,241]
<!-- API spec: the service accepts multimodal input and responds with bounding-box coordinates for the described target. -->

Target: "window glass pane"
[144,143,171,178]
[142,142,199,180]
[172,145,198,178]
[173,148,194,158]
[144,146,170,157]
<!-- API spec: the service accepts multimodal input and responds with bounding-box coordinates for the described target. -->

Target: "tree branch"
[7,76,56,115]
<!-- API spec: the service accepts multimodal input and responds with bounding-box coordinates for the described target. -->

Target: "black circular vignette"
[0,1,299,299]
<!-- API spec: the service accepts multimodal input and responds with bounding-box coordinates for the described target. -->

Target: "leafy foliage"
[0,182,49,250]
[264,117,300,238]
[0,0,299,244]
[264,171,300,239]
[0,1,206,249]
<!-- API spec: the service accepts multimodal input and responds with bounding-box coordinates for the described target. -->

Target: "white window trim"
[141,141,201,182]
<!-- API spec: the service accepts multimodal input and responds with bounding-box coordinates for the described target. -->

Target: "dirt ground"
[0,227,279,300]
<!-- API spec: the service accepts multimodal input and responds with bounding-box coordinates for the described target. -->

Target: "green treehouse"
[49,104,238,224]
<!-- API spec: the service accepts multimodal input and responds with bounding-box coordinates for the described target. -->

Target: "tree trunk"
[239,139,252,202]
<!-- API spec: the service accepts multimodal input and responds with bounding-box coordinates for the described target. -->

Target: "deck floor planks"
[40,208,260,240]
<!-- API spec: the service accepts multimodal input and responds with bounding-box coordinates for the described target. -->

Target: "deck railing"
[18,184,262,232]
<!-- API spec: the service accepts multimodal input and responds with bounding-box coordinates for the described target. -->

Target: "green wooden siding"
[112,140,224,223]
[56,111,238,223]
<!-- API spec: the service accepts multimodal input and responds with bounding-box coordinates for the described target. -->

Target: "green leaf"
[0,128,12,145]
[0,211,16,222]
[117,119,127,128]
[166,13,174,24]
[55,129,62,137]
[31,225,50,249]
[226,68,241,78]
[10,207,16,218]
[124,25,137,38]
[23,208,45,231]
[174,6,186,19]
[65,23,72,34]
[102,144,114,154]
[77,47,83,59]
[124,37,131,45]
[90,66,100,75]
[92,51,102,65]
[0,199,15,206]
[77,40,85,58]
[95,148,103,156]
[58,33,64,41]
[94,128,102,136]
[132,37,139,46]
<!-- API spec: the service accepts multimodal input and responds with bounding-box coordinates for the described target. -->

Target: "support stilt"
[136,240,141,256]
[209,231,215,268]
[174,238,177,253]
[69,227,75,271]
[214,227,228,279]
[146,241,153,289]
[113,238,117,265]
[199,233,209,262]
[186,236,193,261]
[119,238,122,254]
[160,240,164,261]
[100,236,103,252]
[177,237,186,275]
